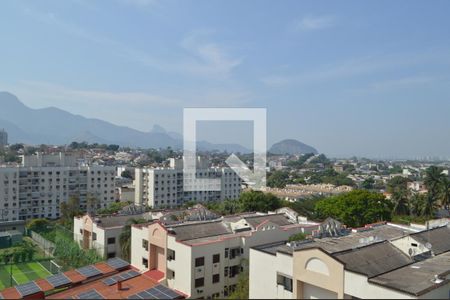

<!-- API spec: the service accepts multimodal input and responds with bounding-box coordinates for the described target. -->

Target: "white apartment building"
[0,153,116,221]
[134,157,242,208]
[130,211,319,299]
[249,220,450,299]
[0,129,7,148]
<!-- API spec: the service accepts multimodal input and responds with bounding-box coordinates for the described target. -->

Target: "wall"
[292,248,345,299]
[344,271,415,299]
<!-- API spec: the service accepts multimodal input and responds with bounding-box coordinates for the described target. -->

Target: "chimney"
[117,281,122,291]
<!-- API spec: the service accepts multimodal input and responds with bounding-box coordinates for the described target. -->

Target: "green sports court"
[0,262,51,290]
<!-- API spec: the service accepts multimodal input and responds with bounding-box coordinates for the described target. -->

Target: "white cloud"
[22,6,242,78]
[293,15,335,32]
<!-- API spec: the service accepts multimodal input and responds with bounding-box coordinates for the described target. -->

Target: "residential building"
[134,157,242,208]
[74,204,218,259]
[0,153,116,221]
[249,219,450,299]
[0,129,7,148]
[0,258,184,299]
[74,212,155,259]
[130,211,319,299]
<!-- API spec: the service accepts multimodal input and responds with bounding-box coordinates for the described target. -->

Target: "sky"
[1,0,450,158]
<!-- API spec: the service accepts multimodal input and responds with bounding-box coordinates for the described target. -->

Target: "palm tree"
[410,193,425,217]
[440,177,450,210]
[119,218,147,261]
[391,188,410,215]
[423,166,445,216]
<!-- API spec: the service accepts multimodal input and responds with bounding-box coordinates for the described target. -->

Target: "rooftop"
[369,251,450,296]
[333,241,414,278]
[0,258,184,300]
[256,223,416,256]
[408,225,450,255]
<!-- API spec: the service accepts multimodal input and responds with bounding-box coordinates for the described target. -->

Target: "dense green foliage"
[0,240,37,264]
[228,259,249,300]
[206,191,281,215]
[119,218,148,262]
[288,232,307,242]
[97,201,131,215]
[53,234,102,269]
[315,190,393,227]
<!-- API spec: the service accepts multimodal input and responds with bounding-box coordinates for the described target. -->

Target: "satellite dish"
[425,242,432,250]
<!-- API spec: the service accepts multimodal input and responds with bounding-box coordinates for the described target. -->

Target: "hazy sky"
[1,0,450,158]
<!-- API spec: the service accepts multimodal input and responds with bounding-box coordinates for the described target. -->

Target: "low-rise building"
[130,212,319,299]
[0,258,184,299]
[74,212,155,259]
[249,220,450,299]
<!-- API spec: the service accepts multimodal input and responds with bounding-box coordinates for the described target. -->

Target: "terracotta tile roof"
[34,278,54,292]
[94,262,116,274]
[0,287,21,299]
[65,270,87,283]
[47,270,160,299]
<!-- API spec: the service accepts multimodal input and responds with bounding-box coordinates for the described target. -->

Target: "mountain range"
[0,91,317,154]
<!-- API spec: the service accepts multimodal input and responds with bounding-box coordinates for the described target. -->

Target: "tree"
[361,177,375,190]
[107,144,120,151]
[315,190,393,228]
[267,171,290,188]
[239,191,281,213]
[26,218,51,233]
[423,166,445,216]
[440,177,450,210]
[86,194,100,215]
[60,196,81,229]
[387,176,411,215]
[119,218,147,261]
[228,259,249,300]
[121,170,133,179]
[288,233,307,242]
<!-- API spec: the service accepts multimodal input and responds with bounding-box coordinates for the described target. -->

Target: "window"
[224,266,229,277]
[195,277,204,288]
[142,239,149,251]
[213,254,220,264]
[212,274,220,284]
[230,248,241,259]
[225,248,229,258]
[142,257,148,267]
[92,232,97,241]
[107,237,116,245]
[230,265,240,278]
[107,252,115,258]
[277,274,293,292]
[168,249,176,261]
[195,257,205,267]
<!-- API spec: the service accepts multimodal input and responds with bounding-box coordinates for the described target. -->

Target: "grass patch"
[0,262,51,288]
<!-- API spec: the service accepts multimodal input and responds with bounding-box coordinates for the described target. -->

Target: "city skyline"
[1,1,450,157]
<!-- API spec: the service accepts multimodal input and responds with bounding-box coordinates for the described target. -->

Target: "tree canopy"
[315,190,393,227]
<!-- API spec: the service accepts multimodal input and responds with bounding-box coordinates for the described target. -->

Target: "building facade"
[0,153,116,221]
[130,212,319,299]
[0,129,7,148]
[249,220,450,299]
[134,157,242,208]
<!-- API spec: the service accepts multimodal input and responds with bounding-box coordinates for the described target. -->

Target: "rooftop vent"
[431,274,444,284]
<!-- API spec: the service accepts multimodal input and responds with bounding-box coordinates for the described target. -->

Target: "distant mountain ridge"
[0,92,317,154]
[0,92,254,152]
[269,139,318,155]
